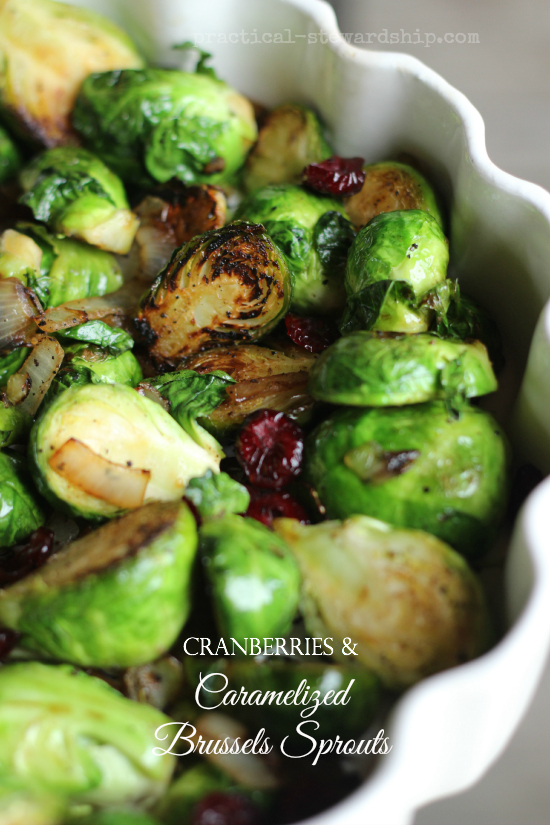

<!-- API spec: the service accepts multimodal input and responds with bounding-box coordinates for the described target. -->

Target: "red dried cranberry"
[236,410,304,489]
[285,313,338,353]
[303,156,365,196]
[191,793,261,825]
[246,487,310,528]
[0,527,55,587]
[0,628,20,659]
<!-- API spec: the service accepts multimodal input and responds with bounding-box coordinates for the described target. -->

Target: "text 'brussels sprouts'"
[0,662,174,807]
[73,68,257,187]
[137,222,292,363]
[20,147,139,254]
[200,514,301,646]
[29,382,221,519]
[236,184,354,315]
[274,516,490,688]
[0,500,197,667]
[0,0,144,146]
[308,331,497,407]
[305,402,509,557]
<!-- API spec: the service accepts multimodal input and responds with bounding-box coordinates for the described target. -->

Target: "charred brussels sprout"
[274,517,490,688]
[0,662,174,806]
[341,210,449,334]
[308,331,497,407]
[0,452,44,547]
[20,147,139,254]
[73,68,257,188]
[186,470,250,520]
[183,344,317,435]
[0,124,21,183]
[0,500,197,667]
[137,222,292,364]
[305,402,509,557]
[29,383,221,519]
[243,104,332,192]
[344,161,442,230]
[200,514,301,646]
[0,0,144,147]
[236,184,354,315]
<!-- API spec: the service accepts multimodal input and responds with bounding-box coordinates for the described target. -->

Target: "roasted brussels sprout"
[0,452,44,547]
[243,104,332,193]
[183,344,317,435]
[200,514,301,646]
[20,147,139,254]
[57,320,134,355]
[29,383,221,519]
[155,764,235,825]
[344,161,442,230]
[73,68,257,187]
[0,500,197,667]
[274,516,490,688]
[186,470,250,520]
[137,222,292,364]
[0,0,144,147]
[340,210,449,334]
[308,331,497,407]
[0,662,174,806]
[305,402,509,556]
[0,777,66,825]
[236,184,354,315]
[0,124,21,184]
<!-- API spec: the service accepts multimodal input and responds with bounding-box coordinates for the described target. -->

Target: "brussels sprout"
[200,514,301,646]
[0,404,31,446]
[20,147,139,254]
[243,104,332,193]
[137,222,292,364]
[45,347,143,406]
[195,659,380,740]
[305,402,509,556]
[57,321,134,355]
[274,516,490,688]
[0,662,174,806]
[0,347,30,386]
[0,125,21,184]
[308,331,497,407]
[155,764,235,825]
[0,452,44,546]
[235,185,353,315]
[340,210,449,334]
[344,161,442,230]
[29,383,221,519]
[183,344,317,435]
[0,0,144,147]
[0,777,66,825]
[69,813,159,825]
[73,69,257,188]
[186,470,250,520]
[0,500,197,667]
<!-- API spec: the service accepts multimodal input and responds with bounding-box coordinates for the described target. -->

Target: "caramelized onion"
[0,278,43,347]
[5,336,63,415]
[37,281,144,334]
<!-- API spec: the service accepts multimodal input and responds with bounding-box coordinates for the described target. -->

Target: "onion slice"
[0,278,43,347]
[48,438,151,509]
[5,336,63,415]
[37,281,144,334]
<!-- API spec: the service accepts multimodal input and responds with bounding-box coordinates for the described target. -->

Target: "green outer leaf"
[0,348,30,386]
[173,41,219,79]
[312,209,355,271]
[339,279,427,335]
[186,469,250,519]
[0,452,44,547]
[58,320,134,354]
[0,124,22,183]
[0,405,32,447]
[75,349,143,387]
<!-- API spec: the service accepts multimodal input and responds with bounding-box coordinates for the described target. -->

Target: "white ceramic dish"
[66,0,550,822]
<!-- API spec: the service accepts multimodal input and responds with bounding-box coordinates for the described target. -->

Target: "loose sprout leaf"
[57,320,134,354]
[173,40,219,79]
[263,219,311,277]
[313,209,356,271]
[20,168,114,224]
[186,469,250,519]
[146,115,227,184]
[339,279,417,334]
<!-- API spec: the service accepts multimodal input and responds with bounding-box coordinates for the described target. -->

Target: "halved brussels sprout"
[183,344,317,435]
[0,662,174,807]
[200,514,301,646]
[341,210,449,334]
[236,184,354,315]
[73,69,257,187]
[344,161,442,230]
[0,777,66,825]
[0,500,197,667]
[20,147,139,254]
[305,402,509,556]
[137,222,292,364]
[186,470,250,520]
[0,0,144,146]
[29,382,221,519]
[0,452,44,547]
[274,516,490,688]
[0,124,21,184]
[243,104,332,193]
[308,331,497,406]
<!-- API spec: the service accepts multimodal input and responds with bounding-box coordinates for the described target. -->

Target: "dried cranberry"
[0,628,19,659]
[303,156,365,196]
[284,313,339,353]
[0,527,55,587]
[246,487,310,528]
[236,410,304,489]
[191,793,261,825]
